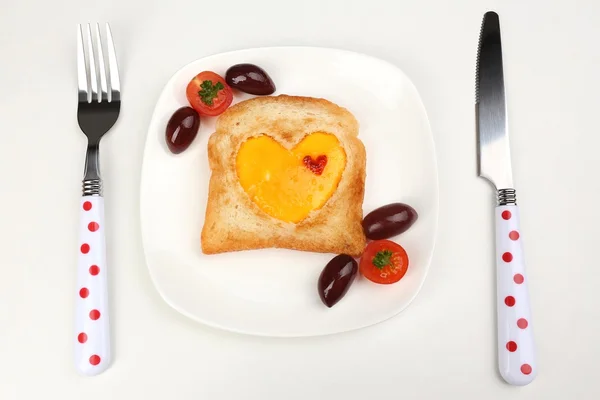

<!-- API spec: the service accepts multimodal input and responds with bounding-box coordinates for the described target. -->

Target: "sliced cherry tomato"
[186,71,233,116]
[359,239,409,284]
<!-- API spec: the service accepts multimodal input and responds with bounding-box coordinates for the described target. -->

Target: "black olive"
[225,63,276,95]
[165,107,200,154]
[362,203,418,240]
[318,254,358,308]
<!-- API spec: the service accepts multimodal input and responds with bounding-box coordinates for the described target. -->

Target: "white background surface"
[1,0,599,398]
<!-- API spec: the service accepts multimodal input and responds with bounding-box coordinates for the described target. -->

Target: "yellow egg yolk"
[236,132,346,223]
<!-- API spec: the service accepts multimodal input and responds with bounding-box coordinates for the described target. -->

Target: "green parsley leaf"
[198,80,224,106]
[372,249,393,269]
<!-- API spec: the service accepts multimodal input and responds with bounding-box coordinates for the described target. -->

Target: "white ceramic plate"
[140,47,438,337]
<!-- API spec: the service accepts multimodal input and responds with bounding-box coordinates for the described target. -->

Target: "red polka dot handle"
[496,206,536,385]
[75,197,110,376]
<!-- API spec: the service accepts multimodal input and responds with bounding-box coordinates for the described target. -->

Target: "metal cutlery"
[476,11,536,385]
[75,22,120,376]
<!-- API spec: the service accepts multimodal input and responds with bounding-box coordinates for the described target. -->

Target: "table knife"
[476,11,537,385]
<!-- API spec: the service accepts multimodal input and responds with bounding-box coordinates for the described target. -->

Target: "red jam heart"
[303,155,328,175]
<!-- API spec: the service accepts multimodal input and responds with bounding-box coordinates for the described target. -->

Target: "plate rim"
[139,45,440,337]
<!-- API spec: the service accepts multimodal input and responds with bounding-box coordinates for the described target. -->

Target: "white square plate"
[140,47,438,337]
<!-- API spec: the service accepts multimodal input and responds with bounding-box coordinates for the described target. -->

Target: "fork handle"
[495,205,536,385]
[75,196,110,376]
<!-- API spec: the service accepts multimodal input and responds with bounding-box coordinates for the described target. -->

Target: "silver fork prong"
[95,23,108,102]
[106,23,120,102]
[77,25,89,102]
[86,24,98,103]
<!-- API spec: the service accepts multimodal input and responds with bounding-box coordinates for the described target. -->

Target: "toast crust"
[201,95,367,256]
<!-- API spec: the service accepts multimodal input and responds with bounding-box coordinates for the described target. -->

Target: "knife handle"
[495,205,536,385]
[75,196,111,376]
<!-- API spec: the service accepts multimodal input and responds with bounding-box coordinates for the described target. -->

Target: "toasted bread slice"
[201,95,367,256]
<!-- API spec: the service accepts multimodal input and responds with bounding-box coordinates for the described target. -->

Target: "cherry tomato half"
[359,239,409,284]
[186,71,233,116]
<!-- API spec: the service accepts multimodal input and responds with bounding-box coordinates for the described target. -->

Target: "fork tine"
[86,24,98,102]
[95,23,108,102]
[106,23,120,102]
[77,25,89,102]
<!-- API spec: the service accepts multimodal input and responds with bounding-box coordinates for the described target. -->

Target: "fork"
[75,23,120,376]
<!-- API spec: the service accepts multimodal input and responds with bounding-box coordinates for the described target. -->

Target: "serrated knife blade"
[476,11,513,190]
[475,11,537,386]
